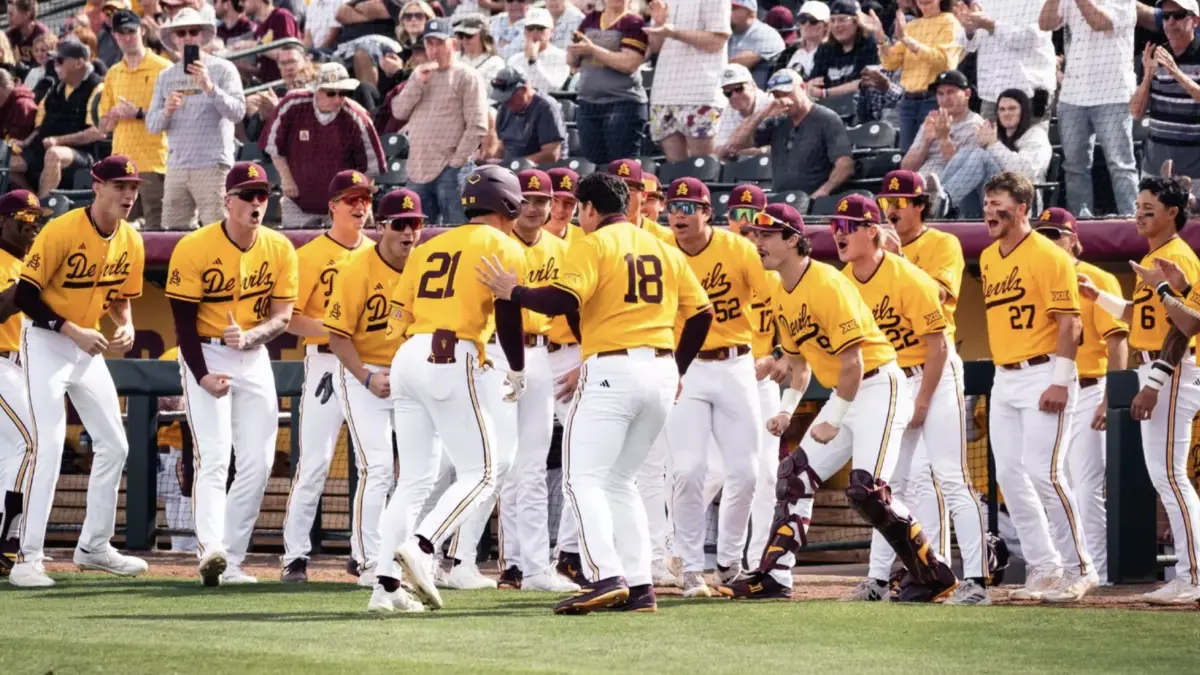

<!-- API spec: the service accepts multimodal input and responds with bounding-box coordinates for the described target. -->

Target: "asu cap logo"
[247,165,261,179]
[888,177,900,191]
[1040,210,1052,221]
[402,195,414,210]
[740,189,754,203]
[560,175,572,190]
[124,161,136,175]
[676,182,689,196]
[529,175,541,190]
[351,172,363,184]
[26,194,37,207]
[617,163,631,177]
[837,198,849,213]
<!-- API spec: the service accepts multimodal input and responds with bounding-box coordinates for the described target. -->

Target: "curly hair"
[1139,175,1192,231]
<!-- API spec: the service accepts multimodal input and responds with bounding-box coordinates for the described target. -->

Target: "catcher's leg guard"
[756,449,822,574]
[845,469,956,599]
[1,490,22,541]
[986,532,1010,586]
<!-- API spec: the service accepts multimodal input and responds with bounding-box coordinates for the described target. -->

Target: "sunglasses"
[829,217,870,234]
[876,197,912,210]
[729,206,758,222]
[524,25,548,31]
[797,15,823,24]
[321,89,349,97]
[386,217,424,231]
[177,28,202,37]
[1163,10,1193,20]
[103,7,117,15]
[402,12,426,20]
[235,189,270,203]
[1035,227,1066,240]
[338,195,373,207]
[667,201,706,215]
[454,31,473,39]
[53,56,65,64]
[722,84,746,98]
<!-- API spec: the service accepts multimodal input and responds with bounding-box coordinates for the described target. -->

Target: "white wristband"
[1095,291,1127,319]
[1146,360,1173,391]
[1051,356,1076,387]
[780,388,803,416]
[1145,374,1167,391]
[822,395,852,426]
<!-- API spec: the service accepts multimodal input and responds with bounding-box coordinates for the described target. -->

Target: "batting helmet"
[461,165,523,219]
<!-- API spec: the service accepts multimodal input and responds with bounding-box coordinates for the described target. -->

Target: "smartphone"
[184,45,200,71]
[572,31,584,44]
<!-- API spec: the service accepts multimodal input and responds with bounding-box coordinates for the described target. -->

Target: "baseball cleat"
[280,559,308,584]
[650,559,681,588]
[1041,570,1099,604]
[522,572,581,593]
[0,537,16,577]
[345,558,361,578]
[357,563,379,588]
[681,571,712,598]
[8,560,54,587]
[445,563,498,590]
[599,583,656,612]
[717,562,748,585]
[221,566,258,585]
[1141,577,1200,605]
[198,550,228,587]
[1008,565,1062,601]
[715,573,792,600]
[553,575,630,615]
[498,565,524,589]
[892,570,958,603]
[945,578,992,605]
[395,539,443,610]
[368,585,425,614]
[73,547,148,577]
[840,578,888,602]
[556,551,588,587]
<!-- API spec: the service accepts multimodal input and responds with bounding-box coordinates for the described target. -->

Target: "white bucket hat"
[160,8,217,53]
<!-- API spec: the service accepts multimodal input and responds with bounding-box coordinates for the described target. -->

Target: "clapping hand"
[976,120,998,148]
[477,254,520,300]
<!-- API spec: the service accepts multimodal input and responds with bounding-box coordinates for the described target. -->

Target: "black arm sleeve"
[169,298,210,382]
[675,309,714,376]
[566,311,582,344]
[15,279,67,331]
[511,285,580,316]
[494,298,526,371]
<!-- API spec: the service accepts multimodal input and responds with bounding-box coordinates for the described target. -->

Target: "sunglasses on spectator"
[235,189,271,203]
[722,84,746,97]
[666,201,704,216]
[322,90,349,98]
[797,15,823,24]
[454,31,474,39]
[103,7,117,15]
[507,0,529,3]
[177,28,203,37]
[338,195,373,208]
[829,217,870,234]
[876,197,912,210]
[524,25,548,31]
[729,206,758,222]
[1035,227,1066,240]
[402,12,426,20]
[386,217,424,231]
[1163,10,1194,20]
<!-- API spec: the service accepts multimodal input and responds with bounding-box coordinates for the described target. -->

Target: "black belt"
[1080,377,1100,389]
[547,341,571,353]
[309,344,333,354]
[902,364,923,378]
[201,337,224,346]
[598,348,673,358]
[863,367,881,380]
[696,344,750,361]
[487,334,555,348]
[903,90,933,100]
[998,354,1052,371]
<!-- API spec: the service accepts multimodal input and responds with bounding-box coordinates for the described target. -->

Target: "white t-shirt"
[507,44,572,93]
[650,0,731,107]
[716,88,770,147]
[305,0,345,48]
[1056,0,1137,106]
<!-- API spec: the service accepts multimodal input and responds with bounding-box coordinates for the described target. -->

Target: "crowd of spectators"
[0,0,1194,228]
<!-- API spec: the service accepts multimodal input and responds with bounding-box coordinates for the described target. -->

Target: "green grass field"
[4,575,1200,674]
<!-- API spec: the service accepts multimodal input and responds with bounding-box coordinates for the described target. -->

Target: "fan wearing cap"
[9,156,148,588]
[728,0,786,88]
[833,193,990,605]
[165,161,300,587]
[1033,207,1126,589]
[899,70,986,214]
[261,62,384,229]
[978,171,1098,603]
[605,159,672,241]
[322,188,426,613]
[781,2,830,79]
[714,64,771,158]
[718,201,956,602]
[489,67,568,166]
[656,176,775,596]
[238,0,301,83]
[477,171,714,614]
[504,7,570,92]
[374,164,527,612]
[278,170,376,585]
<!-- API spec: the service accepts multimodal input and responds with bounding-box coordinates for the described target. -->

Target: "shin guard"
[1,490,21,541]
[756,449,822,573]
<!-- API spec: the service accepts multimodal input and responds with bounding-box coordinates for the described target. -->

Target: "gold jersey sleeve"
[20,208,145,330]
[514,230,568,336]
[843,252,947,369]
[901,227,964,345]
[295,233,372,347]
[640,216,674,242]
[389,224,527,358]
[1130,236,1200,351]
[551,221,710,360]
[980,232,1080,366]
[748,271,782,359]
[546,225,579,346]
[775,260,896,389]
[165,222,300,338]
[1075,261,1128,378]
[671,228,775,351]
[0,249,23,351]
[324,246,406,367]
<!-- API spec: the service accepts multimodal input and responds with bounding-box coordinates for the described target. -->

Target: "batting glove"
[503,369,527,402]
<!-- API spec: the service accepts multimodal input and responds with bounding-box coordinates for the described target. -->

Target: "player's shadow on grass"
[86,608,534,622]
[18,581,368,600]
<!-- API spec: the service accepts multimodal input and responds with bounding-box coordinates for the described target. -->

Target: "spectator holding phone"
[1131,0,1200,184]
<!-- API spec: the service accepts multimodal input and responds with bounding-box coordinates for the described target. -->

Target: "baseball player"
[1083,175,1200,604]
[9,156,148,588]
[606,160,673,241]
[479,172,714,614]
[280,170,375,585]
[371,164,528,612]
[324,188,425,614]
[166,162,300,586]
[836,194,990,605]
[718,201,956,602]
[642,174,665,224]
[978,172,1095,603]
[662,177,774,597]
[1036,208,1127,588]
[0,191,46,575]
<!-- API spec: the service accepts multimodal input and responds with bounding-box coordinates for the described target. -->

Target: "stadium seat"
[818,93,857,122]
[768,190,810,214]
[559,98,577,123]
[711,190,731,222]
[847,121,898,150]
[43,193,73,218]
[1047,118,1060,147]
[377,159,408,186]
[265,192,282,224]
[544,157,596,176]
[658,155,722,184]
[637,156,660,177]
[854,150,902,179]
[505,158,536,172]
[263,162,281,186]
[809,190,874,216]
[381,133,409,160]
[721,155,773,184]
[567,126,582,157]
[1034,152,1064,212]
[238,143,267,163]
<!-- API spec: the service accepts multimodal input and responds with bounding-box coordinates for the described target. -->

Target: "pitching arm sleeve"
[675,308,714,376]
[170,298,210,382]
[512,285,580,316]
[494,298,526,372]
[15,279,66,331]
[567,311,582,344]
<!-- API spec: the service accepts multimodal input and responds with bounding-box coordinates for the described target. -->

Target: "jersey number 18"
[623,254,663,304]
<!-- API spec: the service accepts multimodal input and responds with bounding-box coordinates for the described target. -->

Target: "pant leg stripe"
[338,366,369,566]
[563,364,601,581]
[14,328,39,564]
[178,353,204,559]
[1163,371,1198,584]
[428,355,493,545]
[871,371,900,478]
[279,355,311,550]
[954,361,989,579]
[1048,405,1087,576]
[930,469,947,557]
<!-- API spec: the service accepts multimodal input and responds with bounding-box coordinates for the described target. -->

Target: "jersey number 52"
[623,254,663,304]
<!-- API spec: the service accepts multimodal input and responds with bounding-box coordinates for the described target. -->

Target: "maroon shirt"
[218,16,258,45]
[253,7,300,84]
[6,22,48,68]
[0,84,37,141]
[260,90,385,214]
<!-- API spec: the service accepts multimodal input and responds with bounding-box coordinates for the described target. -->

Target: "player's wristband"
[365,372,373,389]
[1155,281,1175,302]
[822,395,852,426]
[1146,360,1174,391]
[1050,356,1076,387]
[1095,290,1127,319]
[779,387,803,415]
[771,346,784,361]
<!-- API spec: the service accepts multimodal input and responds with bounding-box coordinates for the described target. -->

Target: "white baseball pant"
[668,352,762,573]
[0,355,32,539]
[548,344,581,554]
[280,349,346,566]
[181,342,279,567]
[990,360,1092,576]
[17,325,129,563]
[867,358,988,581]
[1067,377,1108,583]
[637,428,673,564]
[1138,358,1200,585]
[566,349,677,586]
[768,364,914,589]
[338,363,398,571]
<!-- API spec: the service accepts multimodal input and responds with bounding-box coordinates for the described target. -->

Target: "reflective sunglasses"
[797,15,822,24]
[235,189,270,203]
[1035,227,1066,240]
[722,84,746,98]
[829,217,870,234]
[321,89,349,97]
[876,196,911,210]
[338,195,373,208]
[666,201,703,215]
[386,217,424,231]
[729,206,758,222]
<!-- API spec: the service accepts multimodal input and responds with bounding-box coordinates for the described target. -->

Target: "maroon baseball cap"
[90,154,144,184]
[378,188,425,220]
[730,184,767,210]
[226,162,271,192]
[547,167,579,197]
[328,170,378,201]
[878,170,926,198]
[0,189,49,217]
[1035,207,1077,233]
[666,177,711,205]
[745,202,805,235]
[517,169,553,198]
[606,159,644,189]
[833,194,883,223]
[643,174,664,199]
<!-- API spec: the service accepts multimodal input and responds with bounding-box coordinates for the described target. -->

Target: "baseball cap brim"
[227,179,269,192]
[93,172,146,184]
[423,30,451,41]
[318,78,360,92]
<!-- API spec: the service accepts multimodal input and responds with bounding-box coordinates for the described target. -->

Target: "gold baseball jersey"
[1130,236,1200,351]
[901,227,964,345]
[295,233,372,347]
[390,224,527,358]
[1075,261,1128,378]
[0,248,23,351]
[667,227,774,350]
[979,231,1080,366]
[324,246,405,367]
[749,270,781,359]
[514,229,568,336]
[551,220,710,360]
[843,252,947,369]
[640,216,673,241]
[165,222,300,338]
[773,260,896,389]
[21,208,145,330]
[546,224,580,345]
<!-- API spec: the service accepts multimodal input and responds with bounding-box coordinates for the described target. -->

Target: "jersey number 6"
[623,253,663,304]
[417,251,463,299]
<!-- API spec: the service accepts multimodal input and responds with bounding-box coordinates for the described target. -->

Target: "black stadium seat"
[43,194,72,218]
[544,157,596,176]
[658,155,721,184]
[847,121,898,150]
[377,159,408,186]
[381,133,409,159]
[637,156,660,177]
[768,190,810,214]
[505,158,536,172]
[238,143,266,163]
[711,190,731,222]
[721,155,772,184]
